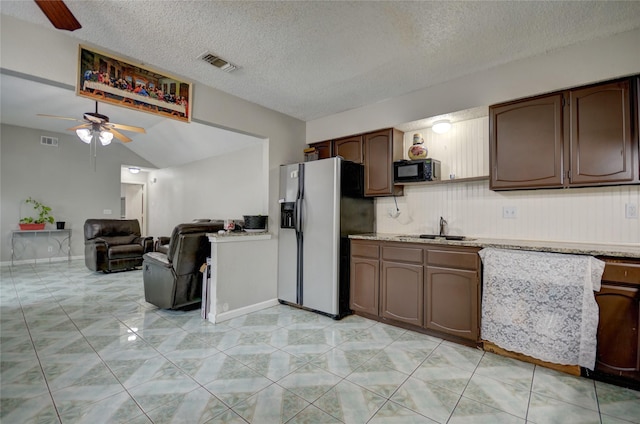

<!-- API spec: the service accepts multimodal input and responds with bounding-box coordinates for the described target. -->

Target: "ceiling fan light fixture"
[432,120,452,134]
[99,131,113,146]
[76,128,92,143]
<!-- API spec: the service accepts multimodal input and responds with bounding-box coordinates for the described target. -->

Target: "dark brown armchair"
[84,219,153,273]
[142,221,224,309]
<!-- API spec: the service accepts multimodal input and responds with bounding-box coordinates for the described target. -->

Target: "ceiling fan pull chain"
[93,135,98,172]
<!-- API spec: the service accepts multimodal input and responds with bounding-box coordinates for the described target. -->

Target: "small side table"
[11,229,72,265]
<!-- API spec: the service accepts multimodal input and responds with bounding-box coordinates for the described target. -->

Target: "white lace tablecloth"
[479,248,605,370]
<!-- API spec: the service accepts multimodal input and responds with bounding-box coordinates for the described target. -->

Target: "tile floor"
[1,260,639,424]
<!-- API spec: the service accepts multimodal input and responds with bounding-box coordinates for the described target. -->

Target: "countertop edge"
[208,232,272,243]
[349,234,640,258]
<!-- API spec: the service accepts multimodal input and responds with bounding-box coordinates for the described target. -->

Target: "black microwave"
[394,159,441,182]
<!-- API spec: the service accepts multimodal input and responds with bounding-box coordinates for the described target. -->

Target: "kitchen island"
[206,231,275,323]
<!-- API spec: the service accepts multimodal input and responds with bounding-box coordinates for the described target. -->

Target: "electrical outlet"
[47,246,53,252]
[103,209,112,215]
[503,206,517,219]
[626,203,638,219]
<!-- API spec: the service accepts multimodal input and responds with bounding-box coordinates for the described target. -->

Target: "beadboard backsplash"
[375,117,640,245]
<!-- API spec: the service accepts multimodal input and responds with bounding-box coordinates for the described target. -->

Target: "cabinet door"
[334,135,363,164]
[569,80,637,185]
[490,93,564,190]
[309,141,332,160]
[595,284,640,378]
[350,257,379,315]
[424,266,479,341]
[381,261,423,326]
[363,129,404,196]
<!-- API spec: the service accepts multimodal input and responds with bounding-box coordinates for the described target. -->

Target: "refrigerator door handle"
[295,163,305,235]
[294,198,302,234]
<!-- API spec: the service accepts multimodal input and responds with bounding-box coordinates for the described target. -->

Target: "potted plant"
[19,197,55,230]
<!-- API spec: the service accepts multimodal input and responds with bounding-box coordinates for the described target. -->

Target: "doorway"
[121,183,146,236]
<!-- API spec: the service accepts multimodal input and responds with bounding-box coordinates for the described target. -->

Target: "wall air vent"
[198,52,238,73]
[40,136,58,147]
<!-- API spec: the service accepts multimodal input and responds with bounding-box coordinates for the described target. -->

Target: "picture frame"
[77,45,192,123]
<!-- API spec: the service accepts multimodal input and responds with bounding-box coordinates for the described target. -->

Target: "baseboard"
[213,298,280,323]
[1,255,83,267]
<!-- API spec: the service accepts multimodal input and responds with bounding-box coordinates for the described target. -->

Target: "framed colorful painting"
[77,45,192,123]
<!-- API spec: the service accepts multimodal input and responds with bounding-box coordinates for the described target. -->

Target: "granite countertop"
[349,233,640,259]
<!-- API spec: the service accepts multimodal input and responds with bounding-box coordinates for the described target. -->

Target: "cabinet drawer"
[427,248,479,270]
[352,241,380,259]
[602,262,640,285]
[382,244,423,264]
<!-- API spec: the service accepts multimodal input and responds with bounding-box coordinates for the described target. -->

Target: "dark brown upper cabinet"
[569,80,635,185]
[490,93,564,189]
[363,128,404,197]
[308,128,404,197]
[308,140,332,160]
[333,135,363,164]
[490,76,639,190]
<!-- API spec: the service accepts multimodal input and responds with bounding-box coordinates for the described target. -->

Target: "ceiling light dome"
[99,131,113,146]
[432,120,451,134]
[76,128,92,143]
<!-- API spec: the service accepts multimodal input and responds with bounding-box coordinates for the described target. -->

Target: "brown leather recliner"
[84,219,153,273]
[142,221,224,309]
[153,219,214,254]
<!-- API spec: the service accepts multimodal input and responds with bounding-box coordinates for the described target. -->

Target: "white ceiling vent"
[40,136,58,147]
[199,52,238,73]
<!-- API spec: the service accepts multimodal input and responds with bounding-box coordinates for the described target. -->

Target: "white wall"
[376,118,640,245]
[0,124,155,262]
[147,143,266,237]
[306,28,640,142]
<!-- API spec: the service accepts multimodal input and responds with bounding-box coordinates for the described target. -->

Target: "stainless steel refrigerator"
[277,157,374,319]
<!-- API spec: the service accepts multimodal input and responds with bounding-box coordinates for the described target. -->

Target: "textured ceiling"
[2,0,640,122]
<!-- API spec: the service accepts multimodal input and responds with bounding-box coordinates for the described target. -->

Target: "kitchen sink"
[418,234,473,241]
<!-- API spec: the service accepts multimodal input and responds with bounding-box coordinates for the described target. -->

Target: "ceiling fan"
[38,101,146,144]
[34,0,82,32]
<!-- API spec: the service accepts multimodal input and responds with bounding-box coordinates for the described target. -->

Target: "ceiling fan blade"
[37,113,84,123]
[66,124,91,131]
[108,122,146,134]
[34,0,82,31]
[108,128,132,143]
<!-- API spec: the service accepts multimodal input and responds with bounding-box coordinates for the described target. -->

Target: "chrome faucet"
[439,217,447,236]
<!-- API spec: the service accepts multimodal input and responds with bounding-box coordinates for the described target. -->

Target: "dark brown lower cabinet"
[592,259,640,387]
[350,241,380,316]
[424,266,479,341]
[381,261,423,326]
[350,258,379,315]
[350,239,481,343]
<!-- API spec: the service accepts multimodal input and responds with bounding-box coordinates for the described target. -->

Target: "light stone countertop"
[207,231,271,243]
[349,233,640,259]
